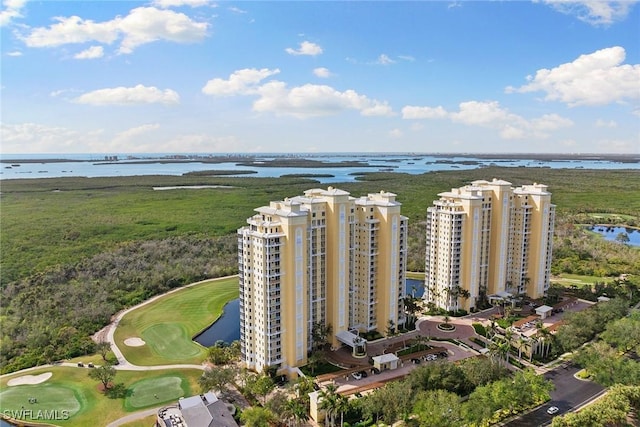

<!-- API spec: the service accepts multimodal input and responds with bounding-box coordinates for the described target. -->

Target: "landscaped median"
[0,366,202,427]
[113,276,239,366]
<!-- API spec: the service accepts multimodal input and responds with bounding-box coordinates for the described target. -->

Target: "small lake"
[193,299,240,347]
[589,225,640,247]
[193,279,426,347]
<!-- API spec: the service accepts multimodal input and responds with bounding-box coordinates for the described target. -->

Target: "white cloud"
[285,41,323,56]
[253,81,393,118]
[163,133,242,152]
[389,128,403,138]
[596,138,638,153]
[541,0,638,26]
[202,68,280,96]
[0,122,94,153]
[530,114,574,132]
[203,67,393,118]
[228,6,247,14]
[74,84,180,105]
[595,119,618,128]
[398,55,415,62]
[153,0,213,8]
[6,50,22,56]
[402,105,448,119]
[451,101,522,126]
[402,100,573,140]
[111,123,160,146]
[313,67,332,78]
[0,0,27,26]
[0,122,245,153]
[21,6,208,54]
[377,54,396,65]
[74,45,104,59]
[118,7,209,54]
[23,15,119,47]
[508,46,640,107]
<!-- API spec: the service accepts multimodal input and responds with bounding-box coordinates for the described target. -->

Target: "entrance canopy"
[336,330,367,348]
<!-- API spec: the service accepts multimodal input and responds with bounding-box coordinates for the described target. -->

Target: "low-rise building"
[156,392,238,427]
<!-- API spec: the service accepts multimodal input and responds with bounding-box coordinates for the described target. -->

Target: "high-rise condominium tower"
[238,187,408,374]
[423,179,555,312]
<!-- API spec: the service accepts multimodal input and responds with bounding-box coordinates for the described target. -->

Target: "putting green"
[115,276,239,365]
[125,376,186,410]
[0,383,83,420]
[142,323,201,360]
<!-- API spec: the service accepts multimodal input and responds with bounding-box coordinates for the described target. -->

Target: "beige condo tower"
[238,187,408,374]
[423,179,555,312]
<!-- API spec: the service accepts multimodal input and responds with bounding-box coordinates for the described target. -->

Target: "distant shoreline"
[2,152,638,165]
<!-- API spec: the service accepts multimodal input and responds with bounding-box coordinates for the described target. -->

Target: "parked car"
[358,370,368,378]
[77,362,84,367]
[411,358,421,364]
[547,406,559,415]
[439,351,449,357]
[87,362,94,368]
[351,371,363,380]
[371,367,380,374]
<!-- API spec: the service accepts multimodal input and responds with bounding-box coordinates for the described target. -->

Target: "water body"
[589,226,640,247]
[193,299,240,347]
[193,280,426,346]
[1,153,637,183]
[406,278,425,298]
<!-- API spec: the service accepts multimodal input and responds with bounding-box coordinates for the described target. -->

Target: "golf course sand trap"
[7,372,52,386]
[125,337,146,347]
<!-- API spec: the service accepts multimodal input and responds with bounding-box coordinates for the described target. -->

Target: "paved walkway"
[105,406,161,427]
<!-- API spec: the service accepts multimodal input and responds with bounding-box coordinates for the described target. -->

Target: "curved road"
[504,363,606,427]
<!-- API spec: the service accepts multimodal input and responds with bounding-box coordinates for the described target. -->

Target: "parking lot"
[320,340,478,395]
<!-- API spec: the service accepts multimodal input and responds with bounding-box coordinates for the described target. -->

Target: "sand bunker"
[124,337,146,347]
[7,372,52,386]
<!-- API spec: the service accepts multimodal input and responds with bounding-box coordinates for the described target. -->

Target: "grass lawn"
[120,415,158,427]
[125,375,187,411]
[0,366,202,427]
[551,273,614,288]
[586,213,637,222]
[0,382,83,418]
[114,276,239,366]
[406,271,425,280]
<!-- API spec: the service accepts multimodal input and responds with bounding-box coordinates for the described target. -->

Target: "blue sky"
[1,0,639,154]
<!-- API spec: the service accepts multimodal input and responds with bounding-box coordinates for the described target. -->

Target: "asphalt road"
[504,363,605,427]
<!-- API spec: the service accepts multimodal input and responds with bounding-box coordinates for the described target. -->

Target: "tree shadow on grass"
[105,383,132,399]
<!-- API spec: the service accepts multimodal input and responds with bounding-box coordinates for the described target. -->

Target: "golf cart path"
[99,275,238,371]
[105,406,163,427]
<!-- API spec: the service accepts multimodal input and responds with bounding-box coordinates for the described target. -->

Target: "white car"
[351,371,363,380]
[547,406,559,415]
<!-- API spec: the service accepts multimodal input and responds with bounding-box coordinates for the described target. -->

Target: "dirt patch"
[7,372,53,386]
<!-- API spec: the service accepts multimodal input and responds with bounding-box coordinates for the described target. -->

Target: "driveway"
[504,363,606,426]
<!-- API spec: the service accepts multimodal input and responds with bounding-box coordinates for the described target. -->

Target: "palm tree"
[318,383,339,427]
[517,336,527,360]
[459,288,471,310]
[283,398,308,427]
[403,296,421,329]
[335,393,350,427]
[489,339,509,367]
